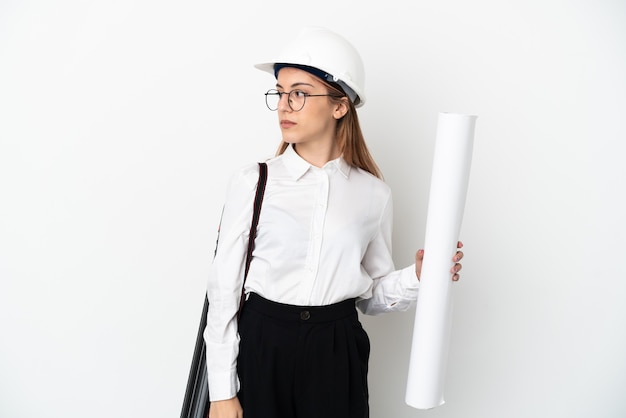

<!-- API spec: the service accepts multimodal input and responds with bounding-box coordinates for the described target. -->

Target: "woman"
[204,27,464,418]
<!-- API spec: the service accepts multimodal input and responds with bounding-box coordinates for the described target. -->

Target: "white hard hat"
[255,27,366,107]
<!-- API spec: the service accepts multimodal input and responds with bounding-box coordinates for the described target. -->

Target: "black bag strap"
[239,162,268,317]
[180,162,268,418]
[244,162,268,280]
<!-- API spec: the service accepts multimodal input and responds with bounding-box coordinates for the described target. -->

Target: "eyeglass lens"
[265,90,306,112]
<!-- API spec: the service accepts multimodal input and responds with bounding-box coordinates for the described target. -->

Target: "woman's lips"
[280,120,296,129]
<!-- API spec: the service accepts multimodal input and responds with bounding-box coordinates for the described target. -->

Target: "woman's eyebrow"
[275,82,316,89]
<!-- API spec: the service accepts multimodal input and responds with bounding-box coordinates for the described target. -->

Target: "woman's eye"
[293,90,307,98]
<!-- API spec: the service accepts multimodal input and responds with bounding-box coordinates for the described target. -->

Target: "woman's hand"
[209,397,243,418]
[415,241,464,281]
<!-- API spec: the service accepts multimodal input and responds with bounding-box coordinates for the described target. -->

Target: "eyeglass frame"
[264,89,344,112]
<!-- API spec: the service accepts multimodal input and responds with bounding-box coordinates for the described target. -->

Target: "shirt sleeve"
[356,190,420,315]
[203,164,258,401]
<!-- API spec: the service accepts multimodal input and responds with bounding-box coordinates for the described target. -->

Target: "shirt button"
[300,310,311,321]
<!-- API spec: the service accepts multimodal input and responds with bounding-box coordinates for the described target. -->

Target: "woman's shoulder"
[351,166,392,194]
[227,158,273,191]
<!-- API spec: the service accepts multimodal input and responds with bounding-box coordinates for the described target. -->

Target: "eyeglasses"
[264,89,343,112]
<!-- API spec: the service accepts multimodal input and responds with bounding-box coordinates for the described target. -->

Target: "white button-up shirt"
[204,145,419,400]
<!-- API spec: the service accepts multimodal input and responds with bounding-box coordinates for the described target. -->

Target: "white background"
[1,1,625,417]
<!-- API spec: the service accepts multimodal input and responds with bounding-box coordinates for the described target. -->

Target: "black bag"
[181,162,268,418]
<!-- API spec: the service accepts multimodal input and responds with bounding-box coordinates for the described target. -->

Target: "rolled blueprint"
[405,112,477,409]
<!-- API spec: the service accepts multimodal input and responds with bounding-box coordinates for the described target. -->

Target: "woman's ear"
[333,98,349,119]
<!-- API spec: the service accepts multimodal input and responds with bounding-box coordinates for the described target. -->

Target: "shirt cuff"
[207,368,240,401]
[390,264,420,310]
[401,263,420,289]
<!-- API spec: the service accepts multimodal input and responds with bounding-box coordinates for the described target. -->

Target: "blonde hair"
[275,81,383,179]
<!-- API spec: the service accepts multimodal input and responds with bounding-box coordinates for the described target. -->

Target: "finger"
[453,251,464,262]
[457,240,464,249]
[416,249,424,262]
[415,249,424,281]
[451,263,461,281]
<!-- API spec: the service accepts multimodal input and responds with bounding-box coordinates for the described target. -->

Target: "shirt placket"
[297,169,329,305]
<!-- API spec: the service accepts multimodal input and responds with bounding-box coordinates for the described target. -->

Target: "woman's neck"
[293,140,340,168]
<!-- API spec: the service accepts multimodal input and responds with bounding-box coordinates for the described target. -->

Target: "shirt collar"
[333,154,352,178]
[283,144,352,180]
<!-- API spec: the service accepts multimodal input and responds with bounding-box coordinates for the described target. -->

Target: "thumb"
[415,249,424,280]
